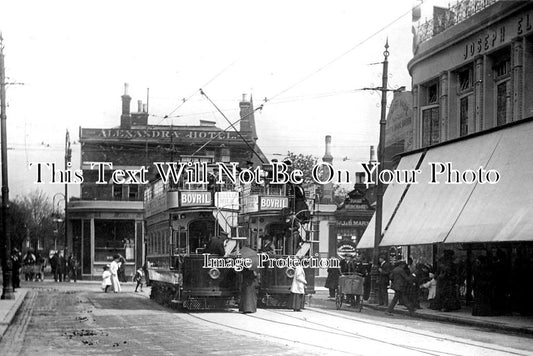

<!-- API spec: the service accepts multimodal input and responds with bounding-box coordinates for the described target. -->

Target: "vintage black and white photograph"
[0,0,532,355]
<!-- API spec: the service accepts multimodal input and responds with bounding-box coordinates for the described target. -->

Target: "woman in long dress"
[239,268,257,313]
[109,256,122,293]
[291,262,307,311]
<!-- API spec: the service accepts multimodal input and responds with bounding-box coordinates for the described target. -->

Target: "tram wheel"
[335,290,342,310]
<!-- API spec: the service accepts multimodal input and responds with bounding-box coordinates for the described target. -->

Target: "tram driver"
[205,232,228,256]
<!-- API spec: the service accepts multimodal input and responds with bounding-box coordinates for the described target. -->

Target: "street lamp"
[52,193,65,251]
[0,33,14,300]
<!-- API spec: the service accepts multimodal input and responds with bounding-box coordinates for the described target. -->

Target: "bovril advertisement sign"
[242,195,288,213]
[259,196,288,211]
[167,191,213,208]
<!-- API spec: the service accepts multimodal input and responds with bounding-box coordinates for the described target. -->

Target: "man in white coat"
[290,259,307,311]
[109,255,122,293]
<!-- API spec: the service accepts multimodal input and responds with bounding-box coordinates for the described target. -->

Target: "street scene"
[1,0,533,355]
[0,281,531,355]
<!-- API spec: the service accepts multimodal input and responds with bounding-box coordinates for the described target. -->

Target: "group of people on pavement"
[472,248,533,316]
[50,251,80,283]
[384,253,454,316]
[102,254,127,293]
[325,252,452,316]
[9,249,79,290]
[101,254,146,293]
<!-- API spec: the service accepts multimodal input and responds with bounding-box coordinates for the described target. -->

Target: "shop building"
[358,1,533,312]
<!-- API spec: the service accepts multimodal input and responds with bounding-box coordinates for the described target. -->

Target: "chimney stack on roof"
[322,135,333,163]
[370,145,376,162]
[239,93,257,140]
[120,83,132,129]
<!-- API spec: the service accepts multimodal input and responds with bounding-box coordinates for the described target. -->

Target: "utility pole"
[0,33,14,300]
[64,130,71,255]
[369,40,389,304]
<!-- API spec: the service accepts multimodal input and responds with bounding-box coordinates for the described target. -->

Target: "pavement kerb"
[308,294,533,337]
[0,289,28,340]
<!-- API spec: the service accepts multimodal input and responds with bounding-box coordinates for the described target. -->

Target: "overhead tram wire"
[147,3,423,160]
[199,88,265,164]
[263,1,423,104]
[155,59,239,124]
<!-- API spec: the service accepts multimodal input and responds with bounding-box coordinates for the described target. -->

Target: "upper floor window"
[421,80,440,147]
[457,66,473,93]
[492,52,511,126]
[427,83,439,104]
[459,97,469,137]
[422,107,440,147]
[113,184,122,200]
[128,185,139,200]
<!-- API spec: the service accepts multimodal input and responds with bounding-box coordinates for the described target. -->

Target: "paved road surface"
[0,282,531,356]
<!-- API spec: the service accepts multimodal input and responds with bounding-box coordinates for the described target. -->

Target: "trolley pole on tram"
[0,33,14,300]
[368,40,389,305]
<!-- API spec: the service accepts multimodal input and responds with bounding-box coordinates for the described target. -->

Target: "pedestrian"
[143,261,151,287]
[68,255,79,282]
[404,261,420,309]
[290,259,307,312]
[133,267,144,292]
[377,254,392,306]
[35,252,45,281]
[50,252,58,281]
[23,250,36,281]
[420,272,437,309]
[239,268,257,313]
[102,265,112,293]
[11,249,21,290]
[385,261,415,316]
[109,255,122,293]
[118,254,127,283]
[432,250,460,312]
[472,256,493,316]
[57,252,67,282]
[325,266,341,298]
[353,256,367,307]
[491,249,510,315]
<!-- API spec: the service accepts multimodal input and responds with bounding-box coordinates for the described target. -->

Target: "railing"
[417,0,500,43]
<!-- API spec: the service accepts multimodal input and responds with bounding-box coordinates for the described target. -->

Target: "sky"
[0,0,448,201]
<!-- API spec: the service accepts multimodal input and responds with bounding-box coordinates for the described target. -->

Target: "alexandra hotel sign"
[80,128,245,142]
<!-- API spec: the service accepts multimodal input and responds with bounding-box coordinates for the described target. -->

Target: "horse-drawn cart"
[335,273,364,311]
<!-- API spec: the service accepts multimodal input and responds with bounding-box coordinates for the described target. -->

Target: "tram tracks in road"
[295,307,532,356]
[182,311,351,356]
[247,309,448,356]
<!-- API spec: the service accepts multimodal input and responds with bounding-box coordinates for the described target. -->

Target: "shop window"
[94,220,135,262]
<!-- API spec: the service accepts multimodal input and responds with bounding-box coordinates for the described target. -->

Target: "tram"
[239,163,317,308]
[144,163,242,310]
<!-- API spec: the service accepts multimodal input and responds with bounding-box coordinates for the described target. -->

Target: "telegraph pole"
[368,40,389,304]
[64,130,71,254]
[0,33,14,300]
